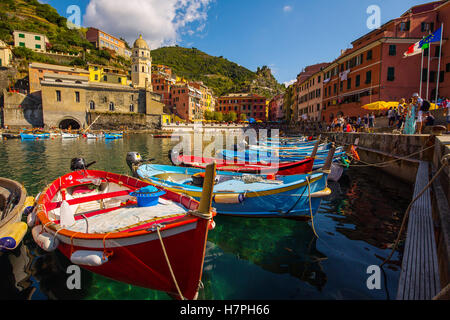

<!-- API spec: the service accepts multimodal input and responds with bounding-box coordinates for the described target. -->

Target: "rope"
[348,144,436,168]
[156,226,185,300]
[306,177,319,238]
[380,156,449,267]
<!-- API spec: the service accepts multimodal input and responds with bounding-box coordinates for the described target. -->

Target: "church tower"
[131,35,152,89]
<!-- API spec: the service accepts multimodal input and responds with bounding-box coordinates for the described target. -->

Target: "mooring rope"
[380,155,449,268]
[306,177,319,238]
[156,225,185,300]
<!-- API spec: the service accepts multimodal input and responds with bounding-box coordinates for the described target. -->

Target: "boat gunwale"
[0,178,27,230]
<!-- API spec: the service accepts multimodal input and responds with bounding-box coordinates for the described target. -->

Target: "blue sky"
[44,0,430,85]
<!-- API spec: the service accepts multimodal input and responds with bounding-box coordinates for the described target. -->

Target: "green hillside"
[152,46,285,98]
[0,0,129,70]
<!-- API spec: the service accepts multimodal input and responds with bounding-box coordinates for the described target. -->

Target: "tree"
[240,113,247,121]
[213,112,223,122]
[204,110,214,120]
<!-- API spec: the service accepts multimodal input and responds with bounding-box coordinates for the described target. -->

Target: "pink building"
[269,93,285,121]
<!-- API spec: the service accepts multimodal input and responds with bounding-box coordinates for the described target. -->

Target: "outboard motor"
[126,152,143,172]
[70,158,96,171]
[168,149,182,166]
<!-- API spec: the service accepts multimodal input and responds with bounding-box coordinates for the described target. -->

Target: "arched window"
[142,66,145,72]
[130,104,134,112]
[89,101,95,110]
[109,102,115,111]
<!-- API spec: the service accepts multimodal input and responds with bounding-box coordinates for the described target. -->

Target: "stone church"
[38,35,166,130]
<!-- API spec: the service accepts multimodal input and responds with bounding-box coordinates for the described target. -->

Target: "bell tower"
[131,35,152,89]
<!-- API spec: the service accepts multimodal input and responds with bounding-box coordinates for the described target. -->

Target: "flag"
[404,40,422,57]
[419,26,443,50]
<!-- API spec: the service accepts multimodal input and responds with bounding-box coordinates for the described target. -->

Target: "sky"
[42,0,432,85]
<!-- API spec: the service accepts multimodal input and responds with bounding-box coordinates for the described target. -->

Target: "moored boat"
[1,178,34,252]
[20,132,50,140]
[105,133,123,140]
[30,159,216,300]
[61,133,80,139]
[127,146,336,218]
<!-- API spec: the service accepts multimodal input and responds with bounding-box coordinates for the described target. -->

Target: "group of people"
[389,93,445,134]
[327,93,450,135]
[328,113,376,133]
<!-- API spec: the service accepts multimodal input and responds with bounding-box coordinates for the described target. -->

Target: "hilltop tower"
[131,35,152,89]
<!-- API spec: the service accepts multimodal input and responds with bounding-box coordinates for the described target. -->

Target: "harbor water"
[0,134,412,300]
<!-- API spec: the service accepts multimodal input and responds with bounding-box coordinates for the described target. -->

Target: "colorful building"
[322,1,450,123]
[13,30,48,52]
[269,93,285,122]
[217,93,267,121]
[170,83,203,121]
[88,64,128,86]
[297,65,329,122]
[131,35,152,89]
[86,28,131,59]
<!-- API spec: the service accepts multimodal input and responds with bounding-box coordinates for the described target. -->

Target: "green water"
[0,134,411,300]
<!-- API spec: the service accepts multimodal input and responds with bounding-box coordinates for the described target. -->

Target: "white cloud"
[83,0,213,49]
[283,5,293,13]
[283,79,296,87]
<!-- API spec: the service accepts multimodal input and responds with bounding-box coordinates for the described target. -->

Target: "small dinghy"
[30,158,217,300]
[105,133,123,140]
[20,133,50,140]
[127,146,336,218]
[0,178,34,252]
[62,133,79,139]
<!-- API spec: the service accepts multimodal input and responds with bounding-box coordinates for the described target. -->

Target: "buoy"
[32,225,59,252]
[0,222,28,251]
[213,193,245,204]
[70,250,109,267]
[60,200,75,227]
[266,174,276,180]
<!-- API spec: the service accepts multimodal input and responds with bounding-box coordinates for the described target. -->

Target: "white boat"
[86,133,104,139]
[62,133,79,139]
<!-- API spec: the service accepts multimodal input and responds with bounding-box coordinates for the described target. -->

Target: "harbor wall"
[1,90,43,128]
[323,132,435,183]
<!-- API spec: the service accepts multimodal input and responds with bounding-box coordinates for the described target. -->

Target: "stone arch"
[58,117,81,130]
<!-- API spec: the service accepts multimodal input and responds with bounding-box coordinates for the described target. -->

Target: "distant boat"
[20,133,50,140]
[61,133,79,139]
[1,177,34,252]
[105,133,123,140]
[86,133,104,139]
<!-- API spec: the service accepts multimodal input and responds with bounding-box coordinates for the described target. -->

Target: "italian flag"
[403,41,421,58]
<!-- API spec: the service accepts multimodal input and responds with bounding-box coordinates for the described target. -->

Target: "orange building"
[86,28,131,59]
[217,93,267,121]
[170,83,202,121]
[322,1,450,123]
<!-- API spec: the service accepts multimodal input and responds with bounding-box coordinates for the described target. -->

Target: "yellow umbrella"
[361,101,399,111]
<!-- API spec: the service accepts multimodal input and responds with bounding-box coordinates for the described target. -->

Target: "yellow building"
[88,64,128,86]
[0,40,12,67]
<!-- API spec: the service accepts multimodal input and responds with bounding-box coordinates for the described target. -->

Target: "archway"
[59,118,81,130]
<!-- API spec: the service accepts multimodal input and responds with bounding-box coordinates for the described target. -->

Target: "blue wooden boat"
[127,148,336,218]
[104,133,123,140]
[20,133,50,140]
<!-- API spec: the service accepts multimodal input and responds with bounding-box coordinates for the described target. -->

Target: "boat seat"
[46,190,133,212]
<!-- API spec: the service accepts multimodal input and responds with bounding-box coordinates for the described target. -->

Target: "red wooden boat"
[169,151,315,176]
[29,159,217,300]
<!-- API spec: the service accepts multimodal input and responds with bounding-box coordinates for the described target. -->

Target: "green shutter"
[19,34,25,38]
[19,42,25,47]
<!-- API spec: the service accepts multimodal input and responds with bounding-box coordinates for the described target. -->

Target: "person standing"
[388,108,394,127]
[403,99,417,135]
[369,112,375,129]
